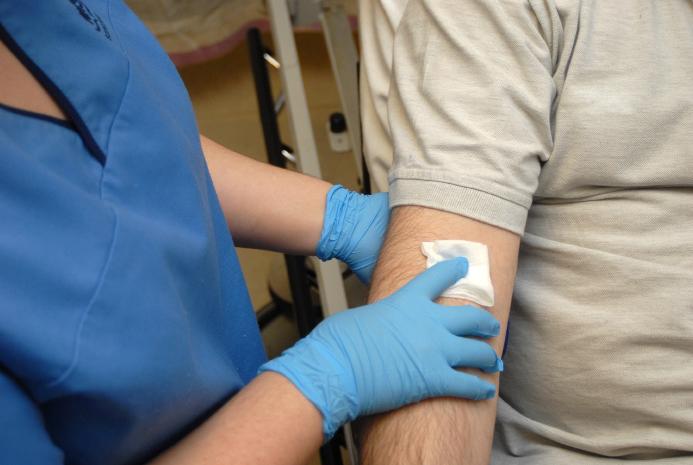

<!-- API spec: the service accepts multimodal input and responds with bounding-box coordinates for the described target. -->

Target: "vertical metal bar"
[266,0,349,318]
[266,0,322,177]
[284,256,320,336]
[247,28,285,168]
[247,24,344,465]
[264,4,351,464]
[342,423,360,465]
[320,443,344,465]
[247,28,318,336]
[318,5,364,463]
[319,2,364,183]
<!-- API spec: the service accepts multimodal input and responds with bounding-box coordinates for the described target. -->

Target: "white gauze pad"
[421,240,495,306]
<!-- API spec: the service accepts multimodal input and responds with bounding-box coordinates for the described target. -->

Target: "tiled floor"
[180,31,361,465]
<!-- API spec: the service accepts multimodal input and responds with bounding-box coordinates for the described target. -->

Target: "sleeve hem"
[389,177,529,235]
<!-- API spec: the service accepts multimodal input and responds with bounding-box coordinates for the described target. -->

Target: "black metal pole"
[246,27,343,465]
[247,27,318,335]
[247,28,285,169]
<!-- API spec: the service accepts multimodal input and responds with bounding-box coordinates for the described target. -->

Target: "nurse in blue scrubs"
[0,2,503,464]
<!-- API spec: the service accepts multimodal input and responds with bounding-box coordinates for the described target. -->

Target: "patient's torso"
[494,1,693,463]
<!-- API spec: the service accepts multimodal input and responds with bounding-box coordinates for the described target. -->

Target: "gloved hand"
[259,258,503,439]
[315,184,389,283]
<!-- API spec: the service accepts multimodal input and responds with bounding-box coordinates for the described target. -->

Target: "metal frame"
[318,0,363,183]
[266,0,350,318]
[247,28,323,337]
[246,22,351,465]
[262,2,364,462]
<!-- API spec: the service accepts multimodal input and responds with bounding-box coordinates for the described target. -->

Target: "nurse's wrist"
[253,371,326,437]
[316,185,389,283]
[258,337,358,440]
[315,184,351,261]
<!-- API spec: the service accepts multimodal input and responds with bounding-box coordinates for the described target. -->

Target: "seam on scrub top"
[44,209,120,389]
[0,102,77,131]
[101,0,132,194]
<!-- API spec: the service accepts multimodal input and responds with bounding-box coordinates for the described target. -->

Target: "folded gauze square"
[421,240,495,307]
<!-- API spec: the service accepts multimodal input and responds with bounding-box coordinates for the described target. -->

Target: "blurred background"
[126,3,364,463]
[126,0,362,375]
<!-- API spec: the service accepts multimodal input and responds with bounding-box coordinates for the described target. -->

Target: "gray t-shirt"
[387,0,693,462]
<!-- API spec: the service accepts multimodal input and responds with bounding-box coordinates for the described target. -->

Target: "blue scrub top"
[0,1,267,463]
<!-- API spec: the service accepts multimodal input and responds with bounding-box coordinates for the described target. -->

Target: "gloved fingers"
[399,258,469,301]
[442,335,501,372]
[433,305,500,338]
[435,370,497,400]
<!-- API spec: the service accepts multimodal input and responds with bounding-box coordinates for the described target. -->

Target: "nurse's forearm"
[149,372,323,465]
[201,135,331,255]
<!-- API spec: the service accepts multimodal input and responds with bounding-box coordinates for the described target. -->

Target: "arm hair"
[358,206,520,465]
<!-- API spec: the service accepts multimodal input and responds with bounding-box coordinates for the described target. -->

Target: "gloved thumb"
[400,257,469,300]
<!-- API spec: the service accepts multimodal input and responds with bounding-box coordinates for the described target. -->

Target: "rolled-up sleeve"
[387,0,561,234]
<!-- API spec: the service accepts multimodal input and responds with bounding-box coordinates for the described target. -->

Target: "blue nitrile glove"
[259,258,503,439]
[316,185,389,283]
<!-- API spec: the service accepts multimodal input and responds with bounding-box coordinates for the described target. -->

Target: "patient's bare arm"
[359,206,520,465]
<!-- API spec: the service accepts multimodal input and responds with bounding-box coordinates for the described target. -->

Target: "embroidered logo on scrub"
[67,0,112,40]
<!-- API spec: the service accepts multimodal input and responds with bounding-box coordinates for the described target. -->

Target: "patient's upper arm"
[386,0,558,234]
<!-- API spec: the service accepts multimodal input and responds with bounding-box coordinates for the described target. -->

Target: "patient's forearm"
[360,206,519,465]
